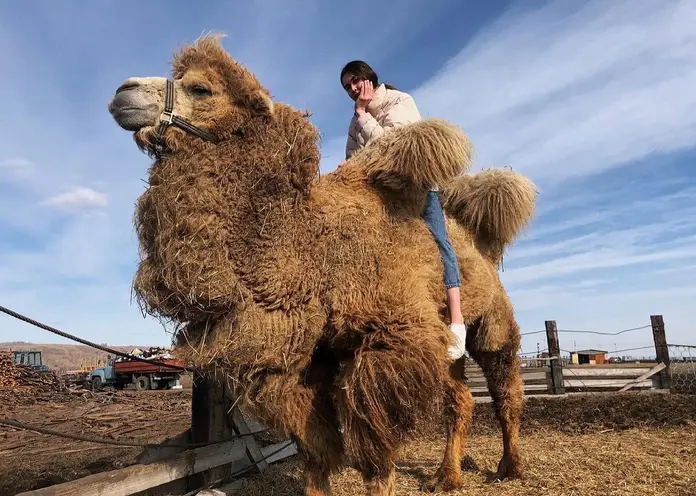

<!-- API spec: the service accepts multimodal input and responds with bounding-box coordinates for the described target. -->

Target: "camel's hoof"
[421,471,463,493]
[491,455,523,482]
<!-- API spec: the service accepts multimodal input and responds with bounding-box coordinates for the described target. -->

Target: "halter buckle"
[159,110,174,125]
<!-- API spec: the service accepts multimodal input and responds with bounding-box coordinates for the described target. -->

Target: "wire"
[520,324,651,337]
[0,304,192,372]
[0,417,268,448]
[556,325,652,336]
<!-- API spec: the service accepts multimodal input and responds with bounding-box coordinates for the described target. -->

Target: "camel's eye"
[189,84,212,97]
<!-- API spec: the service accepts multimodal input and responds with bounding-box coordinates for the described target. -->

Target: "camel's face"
[108,77,194,131]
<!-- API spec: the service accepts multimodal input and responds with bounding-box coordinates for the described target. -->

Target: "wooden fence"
[15,377,297,496]
[468,313,678,402]
[14,314,685,495]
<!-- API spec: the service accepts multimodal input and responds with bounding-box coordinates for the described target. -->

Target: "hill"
[0,342,160,372]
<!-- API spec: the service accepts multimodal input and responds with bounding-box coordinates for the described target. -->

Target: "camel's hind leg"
[467,298,524,480]
[424,362,474,492]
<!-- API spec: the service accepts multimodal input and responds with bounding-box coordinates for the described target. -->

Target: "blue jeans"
[423,191,461,289]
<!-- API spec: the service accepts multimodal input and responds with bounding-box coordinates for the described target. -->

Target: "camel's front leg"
[424,358,474,492]
[305,460,332,496]
[363,465,396,496]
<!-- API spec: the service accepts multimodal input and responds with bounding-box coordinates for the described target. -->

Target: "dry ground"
[0,390,694,495]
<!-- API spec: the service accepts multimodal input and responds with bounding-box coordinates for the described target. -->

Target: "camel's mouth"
[108,87,160,132]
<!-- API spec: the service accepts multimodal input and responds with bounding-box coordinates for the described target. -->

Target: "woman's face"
[341,72,362,101]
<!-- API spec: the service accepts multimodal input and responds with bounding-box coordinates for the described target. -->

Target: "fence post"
[189,373,237,489]
[650,315,673,393]
[545,320,565,394]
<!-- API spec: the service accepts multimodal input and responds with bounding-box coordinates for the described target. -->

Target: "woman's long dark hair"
[340,60,397,90]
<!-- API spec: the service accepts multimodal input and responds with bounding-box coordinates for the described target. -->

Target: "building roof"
[574,349,609,355]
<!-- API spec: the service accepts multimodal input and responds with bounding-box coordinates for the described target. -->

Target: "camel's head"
[108,34,277,157]
[110,34,321,323]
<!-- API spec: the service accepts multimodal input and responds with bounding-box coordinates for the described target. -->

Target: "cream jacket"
[345,83,422,159]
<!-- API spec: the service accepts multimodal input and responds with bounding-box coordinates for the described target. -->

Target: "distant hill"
[0,342,160,373]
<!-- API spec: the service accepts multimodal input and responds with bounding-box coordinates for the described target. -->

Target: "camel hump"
[441,168,538,265]
[356,118,474,191]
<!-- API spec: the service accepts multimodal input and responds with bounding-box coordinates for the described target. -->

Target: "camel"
[107,34,537,495]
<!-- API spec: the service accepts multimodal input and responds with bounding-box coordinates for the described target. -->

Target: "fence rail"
[465,313,693,403]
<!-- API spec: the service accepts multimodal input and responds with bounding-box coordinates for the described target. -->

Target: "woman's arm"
[354,93,421,146]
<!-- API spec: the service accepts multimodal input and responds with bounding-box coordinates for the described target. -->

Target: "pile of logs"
[0,351,62,391]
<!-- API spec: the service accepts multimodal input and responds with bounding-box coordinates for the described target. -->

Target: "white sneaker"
[448,323,468,360]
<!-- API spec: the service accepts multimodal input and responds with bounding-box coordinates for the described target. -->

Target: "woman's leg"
[423,191,467,358]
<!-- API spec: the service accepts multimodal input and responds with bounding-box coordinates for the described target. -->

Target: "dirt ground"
[0,390,694,495]
[0,388,191,495]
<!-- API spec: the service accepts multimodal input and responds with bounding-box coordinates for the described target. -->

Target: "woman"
[339,60,467,359]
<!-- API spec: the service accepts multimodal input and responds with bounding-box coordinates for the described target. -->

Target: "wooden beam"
[618,362,667,392]
[562,367,652,377]
[14,440,300,496]
[229,406,269,474]
[15,439,248,496]
[563,379,653,388]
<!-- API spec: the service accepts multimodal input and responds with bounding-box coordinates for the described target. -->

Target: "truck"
[12,349,50,372]
[87,353,185,391]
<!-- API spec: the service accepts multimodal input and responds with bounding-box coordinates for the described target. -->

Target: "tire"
[91,376,102,392]
[135,375,150,391]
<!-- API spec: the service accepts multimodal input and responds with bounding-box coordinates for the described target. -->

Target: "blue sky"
[0,0,694,357]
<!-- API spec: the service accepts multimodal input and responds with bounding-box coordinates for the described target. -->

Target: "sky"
[0,0,694,359]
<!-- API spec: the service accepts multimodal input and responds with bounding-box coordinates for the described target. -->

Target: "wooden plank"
[618,362,666,392]
[562,367,651,377]
[230,406,269,474]
[185,442,298,496]
[563,379,653,388]
[15,439,248,496]
[261,440,298,464]
[469,384,548,394]
[466,371,548,383]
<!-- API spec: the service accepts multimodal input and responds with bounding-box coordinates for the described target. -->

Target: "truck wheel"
[135,375,150,391]
[91,376,102,392]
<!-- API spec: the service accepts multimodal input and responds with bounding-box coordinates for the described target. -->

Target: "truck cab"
[13,350,50,372]
[87,356,119,391]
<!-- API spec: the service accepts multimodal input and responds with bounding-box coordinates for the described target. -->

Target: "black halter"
[154,80,218,154]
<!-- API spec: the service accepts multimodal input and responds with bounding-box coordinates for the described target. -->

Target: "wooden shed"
[571,349,608,365]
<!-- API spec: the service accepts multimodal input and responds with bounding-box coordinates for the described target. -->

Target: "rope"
[0,304,192,372]
[0,418,268,448]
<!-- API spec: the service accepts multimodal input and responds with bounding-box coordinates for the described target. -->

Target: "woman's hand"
[354,80,374,115]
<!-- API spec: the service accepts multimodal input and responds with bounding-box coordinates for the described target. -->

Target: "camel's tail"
[442,168,538,264]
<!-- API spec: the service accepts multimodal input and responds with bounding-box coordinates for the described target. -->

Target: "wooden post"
[188,373,238,489]
[650,315,673,392]
[545,320,565,394]
[188,372,270,492]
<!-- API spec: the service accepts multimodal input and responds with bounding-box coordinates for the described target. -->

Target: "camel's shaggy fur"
[109,34,537,495]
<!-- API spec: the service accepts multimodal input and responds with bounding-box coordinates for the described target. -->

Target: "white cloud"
[40,186,108,210]
[318,0,696,184]
[0,0,694,355]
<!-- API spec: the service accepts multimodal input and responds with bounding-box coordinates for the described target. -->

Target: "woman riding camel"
[339,60,467,360]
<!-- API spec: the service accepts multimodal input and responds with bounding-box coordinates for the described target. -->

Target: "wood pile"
[0,351,63,392]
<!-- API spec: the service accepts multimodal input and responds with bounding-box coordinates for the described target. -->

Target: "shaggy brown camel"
[107,34,536,495]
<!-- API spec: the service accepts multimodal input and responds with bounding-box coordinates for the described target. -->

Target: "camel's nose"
[115,78,142,95]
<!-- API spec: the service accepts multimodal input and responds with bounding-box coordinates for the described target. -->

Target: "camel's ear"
[248,89,274,117]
